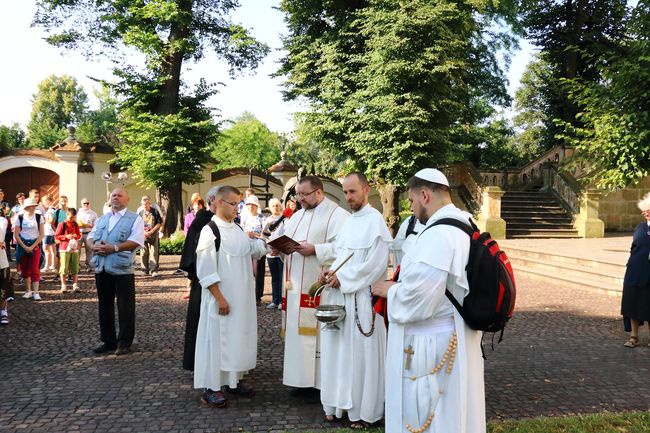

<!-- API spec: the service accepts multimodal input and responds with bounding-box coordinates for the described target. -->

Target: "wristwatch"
[114,244,119,253]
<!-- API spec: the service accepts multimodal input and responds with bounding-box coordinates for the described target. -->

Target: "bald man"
[88,188,145,356]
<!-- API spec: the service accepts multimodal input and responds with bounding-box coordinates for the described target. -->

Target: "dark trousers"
[96,271,135,348]
[183,278,202,371]
[255,258,265,302]
[267,257,283,305]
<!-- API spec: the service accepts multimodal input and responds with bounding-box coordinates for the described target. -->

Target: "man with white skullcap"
[372,168,485,433]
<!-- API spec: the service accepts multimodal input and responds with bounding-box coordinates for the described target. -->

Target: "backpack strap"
[404,215,419,238]
[18,213,42,226]
[207,220,221,252]
[420,217,475,324]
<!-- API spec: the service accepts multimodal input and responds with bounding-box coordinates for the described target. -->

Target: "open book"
[267,235,301,255]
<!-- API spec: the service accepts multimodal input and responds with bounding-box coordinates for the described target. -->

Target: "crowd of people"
[179,169,486,433]
[0,189,100,324]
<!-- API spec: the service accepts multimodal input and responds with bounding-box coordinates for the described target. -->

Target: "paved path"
[1,255,649,432]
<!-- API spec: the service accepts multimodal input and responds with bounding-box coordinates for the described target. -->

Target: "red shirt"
[55,221,81,251]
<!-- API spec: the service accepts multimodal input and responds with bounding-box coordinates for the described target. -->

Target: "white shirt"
[88,208,145,248]
[17,213,44,240]
[77,207,99,233]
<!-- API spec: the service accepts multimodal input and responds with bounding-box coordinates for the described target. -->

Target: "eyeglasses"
[222,199,239,207]
[296,189,318,199]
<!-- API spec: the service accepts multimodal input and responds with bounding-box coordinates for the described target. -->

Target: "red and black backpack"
[424,218,516,343]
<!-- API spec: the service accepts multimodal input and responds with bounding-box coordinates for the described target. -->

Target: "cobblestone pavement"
[1,256,649,432]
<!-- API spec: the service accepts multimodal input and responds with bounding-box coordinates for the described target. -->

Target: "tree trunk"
[160,180,184,236]
[154,0,192,236]
[376,182,401,237]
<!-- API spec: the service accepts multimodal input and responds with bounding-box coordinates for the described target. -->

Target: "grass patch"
[287,411,650,433]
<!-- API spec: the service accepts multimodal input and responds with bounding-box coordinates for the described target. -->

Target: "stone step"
[508,255,624,287]
[501,199,558,205]
[503,245,626,274]
[505,217,573,224]
[502,204,566,210]
[507,223,575,230]
[511,264,622,296]
[507,233,581,239]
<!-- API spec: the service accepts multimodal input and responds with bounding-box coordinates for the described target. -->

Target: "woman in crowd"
[0,208,11,324]
[242,195,265,305]
[621,192,650,347]
[184,197,205,235]
[41,194,58,272]
[263,198,285,309]
[15,199,44,301]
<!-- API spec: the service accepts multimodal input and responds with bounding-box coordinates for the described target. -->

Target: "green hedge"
[159,231,185,255]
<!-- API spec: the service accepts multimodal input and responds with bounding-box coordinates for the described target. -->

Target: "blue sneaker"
[201,389,227,408]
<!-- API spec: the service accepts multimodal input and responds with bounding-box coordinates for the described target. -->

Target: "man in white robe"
[391,213,425,269]
[317,172,391,427]
[372,168,486,433]
[272,175,349,398]
[194,185,268,407]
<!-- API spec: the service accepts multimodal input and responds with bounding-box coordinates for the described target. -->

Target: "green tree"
[517,0,630,147]
[27,75,89,149]
[561,1,650,189]
[0,123,27,151]
[34,0,269,234]
[511,57,559,156]
[286,115,351,178]
[213,112,281,171]
[279,0,517,232]
[76,85,119,146]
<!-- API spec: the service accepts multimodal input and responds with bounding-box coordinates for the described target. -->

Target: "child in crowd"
[42,194,58,272]
[55,208,81,293]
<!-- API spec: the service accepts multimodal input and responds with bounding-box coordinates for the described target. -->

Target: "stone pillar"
[476,186,506,239]
[574,189,605,238]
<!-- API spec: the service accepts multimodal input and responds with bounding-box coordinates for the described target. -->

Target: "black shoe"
[225,382,255,397]
[93,343,117,354]
[115,345,131,356]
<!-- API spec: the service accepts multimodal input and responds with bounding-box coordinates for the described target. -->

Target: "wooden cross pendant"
[404,345,415,370]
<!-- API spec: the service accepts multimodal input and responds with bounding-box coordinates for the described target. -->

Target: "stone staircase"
[503,244,625,295]
[502,191,579,239]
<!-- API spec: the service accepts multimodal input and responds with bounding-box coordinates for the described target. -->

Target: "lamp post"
[101,171,129,209]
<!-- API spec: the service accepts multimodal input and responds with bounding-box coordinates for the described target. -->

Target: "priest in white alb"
[372,169,486,433]
[194,185,269,408]
[271,175,349,399]
[317,172,391,428]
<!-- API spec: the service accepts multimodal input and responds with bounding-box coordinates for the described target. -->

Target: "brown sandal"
[623,336,639,348]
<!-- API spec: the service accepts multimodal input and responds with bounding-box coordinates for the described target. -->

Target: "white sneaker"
[48,266,56,271]
[32,293,42,301]
[277,304,282,310]
[22,291,33,299]
[60,286,68,293]
[266,303,277,309]
[72,284,79,292]
[41,267,48,273]
[151,272,159,278]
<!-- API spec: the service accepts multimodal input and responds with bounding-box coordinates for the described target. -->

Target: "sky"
[0,0,535,133]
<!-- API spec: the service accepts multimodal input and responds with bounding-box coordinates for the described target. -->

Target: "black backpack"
[423,218,516,342]
[178,220,220,279]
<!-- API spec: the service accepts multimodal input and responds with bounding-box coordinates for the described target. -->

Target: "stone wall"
[599,175,650,232]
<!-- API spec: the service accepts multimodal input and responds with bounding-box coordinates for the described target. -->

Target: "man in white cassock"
[317,172,391,428]
[272,175,349,398]
[391,213,425,269]
[194,185,268,408]
[373,168,486,433]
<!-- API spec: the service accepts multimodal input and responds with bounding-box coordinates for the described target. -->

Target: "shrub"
[160,231,185,255]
